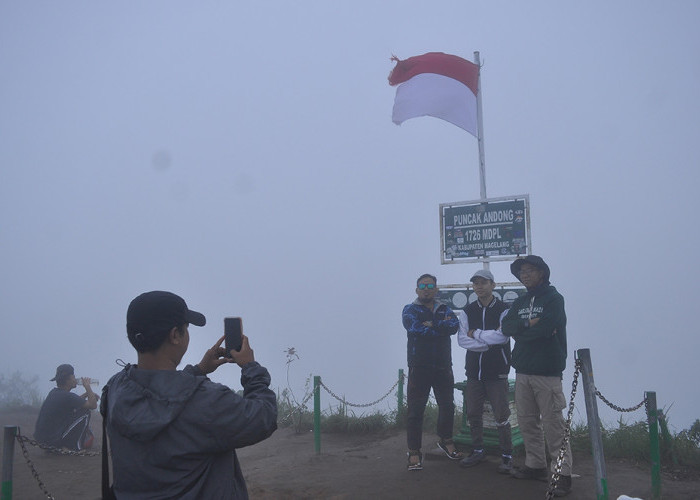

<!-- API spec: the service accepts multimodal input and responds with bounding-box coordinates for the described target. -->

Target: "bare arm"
[197,335,235,375]
[81,378,98,410]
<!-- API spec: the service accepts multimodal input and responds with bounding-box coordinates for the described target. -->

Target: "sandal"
[437,439,464,460]
[407,450,423,471]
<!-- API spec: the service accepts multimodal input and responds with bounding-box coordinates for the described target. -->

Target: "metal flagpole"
[473,51,489,270]
[474,51,486,201]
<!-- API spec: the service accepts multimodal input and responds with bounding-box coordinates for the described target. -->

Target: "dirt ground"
[2,407,699,500]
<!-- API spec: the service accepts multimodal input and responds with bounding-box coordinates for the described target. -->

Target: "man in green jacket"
[501,255,572,497]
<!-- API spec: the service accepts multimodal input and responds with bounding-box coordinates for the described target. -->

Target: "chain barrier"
[14,431,101,500]
[545,357,581,500]
[279,389,315,424]
[319,377,402,409]
[541,356,650,499]
[595,389,647,413]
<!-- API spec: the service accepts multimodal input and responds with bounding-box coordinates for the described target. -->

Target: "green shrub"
[0,371,42,409]
[668,419,700,468]
[603,418,651,461]
[568,417,700,469]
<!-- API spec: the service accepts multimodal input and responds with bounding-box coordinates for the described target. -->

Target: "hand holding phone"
[224,317,243,356]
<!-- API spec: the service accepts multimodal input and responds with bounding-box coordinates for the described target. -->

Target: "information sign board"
[440,195,530,264]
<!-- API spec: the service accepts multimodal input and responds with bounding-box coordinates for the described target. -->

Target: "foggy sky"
[1,2,699,431]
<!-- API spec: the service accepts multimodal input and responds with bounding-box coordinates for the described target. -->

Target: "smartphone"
[224,317,243,356]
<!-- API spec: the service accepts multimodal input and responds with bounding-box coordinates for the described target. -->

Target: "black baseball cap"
[127,291,206,342]
[50,364,74,382]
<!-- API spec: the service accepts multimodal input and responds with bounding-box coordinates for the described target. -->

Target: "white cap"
[470,269,495,282]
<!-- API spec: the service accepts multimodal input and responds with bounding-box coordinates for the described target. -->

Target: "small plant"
[278,347,314,434]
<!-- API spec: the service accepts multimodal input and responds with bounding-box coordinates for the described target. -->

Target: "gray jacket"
[102,362,277,499]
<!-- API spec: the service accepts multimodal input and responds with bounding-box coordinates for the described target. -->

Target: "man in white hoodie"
[457,269,513,473]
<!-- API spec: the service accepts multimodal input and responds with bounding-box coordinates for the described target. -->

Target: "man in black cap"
[102,291,277,499]
[501,256,573,497]
[34,364,98,450]
[456,269,513,473]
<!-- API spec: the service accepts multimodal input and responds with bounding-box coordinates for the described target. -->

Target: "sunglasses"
[417,283,436,290]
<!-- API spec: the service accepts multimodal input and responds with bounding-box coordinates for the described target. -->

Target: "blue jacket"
[402,299,459,368]
[102,362,277,499]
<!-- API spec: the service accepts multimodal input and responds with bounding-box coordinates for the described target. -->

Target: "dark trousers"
[406,365,455,451]
[465,378,512,455]
[59,410,93,450]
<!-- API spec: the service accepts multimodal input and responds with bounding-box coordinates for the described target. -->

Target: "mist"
[1,2,698,432]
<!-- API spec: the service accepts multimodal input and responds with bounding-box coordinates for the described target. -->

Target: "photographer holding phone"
[102,291,277,499]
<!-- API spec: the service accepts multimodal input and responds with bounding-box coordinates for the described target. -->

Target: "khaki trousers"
[515,373,572,475]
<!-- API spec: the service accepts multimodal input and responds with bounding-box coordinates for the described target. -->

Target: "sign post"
[440,195,531,264]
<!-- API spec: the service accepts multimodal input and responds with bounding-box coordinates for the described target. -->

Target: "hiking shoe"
[511,466,549,482]
[553,475,572,496]
[459,448,486,468]
[407,451,423,471]
[497,455,513,474]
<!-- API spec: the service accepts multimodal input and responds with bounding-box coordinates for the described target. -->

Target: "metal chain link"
[16,434,100,457]
[319,378,401,408]
[15,434,56,500]
[14,431,101,500]
[595,389,647,413]
[545,357,581,500]
[279,389,315,423]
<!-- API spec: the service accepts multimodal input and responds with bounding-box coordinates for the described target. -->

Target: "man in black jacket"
[402,274,462,470]
[456,269,513,473]
[502,256,572,497]
[102,291,277,499]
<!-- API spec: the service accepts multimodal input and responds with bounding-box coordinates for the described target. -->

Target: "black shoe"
[497,455,513,474]
[511,466,549,482]
[459,448,486,468]
[553,475,572,496]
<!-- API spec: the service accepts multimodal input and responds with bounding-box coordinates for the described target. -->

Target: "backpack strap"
[100,386,115,500]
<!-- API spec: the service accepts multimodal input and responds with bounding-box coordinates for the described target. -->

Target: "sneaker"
[459,448,486,468]
[553,475,572,496]
[497,455,513,474]
[511,465,549,482]
[407,451,423,471]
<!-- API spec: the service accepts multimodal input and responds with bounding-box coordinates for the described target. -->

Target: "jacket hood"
[510,255,551,284]
[105,365,206,441]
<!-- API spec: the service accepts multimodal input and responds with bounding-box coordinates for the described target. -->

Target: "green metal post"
[313,376,321,454]
[397,369,405,424]
[646,391,661,500]
[2,426,18,500]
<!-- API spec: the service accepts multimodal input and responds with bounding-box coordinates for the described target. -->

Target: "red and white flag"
[388,52,479,137]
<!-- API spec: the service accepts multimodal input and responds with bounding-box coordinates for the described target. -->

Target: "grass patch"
[570,416,700,469]
[276,389,700,471]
